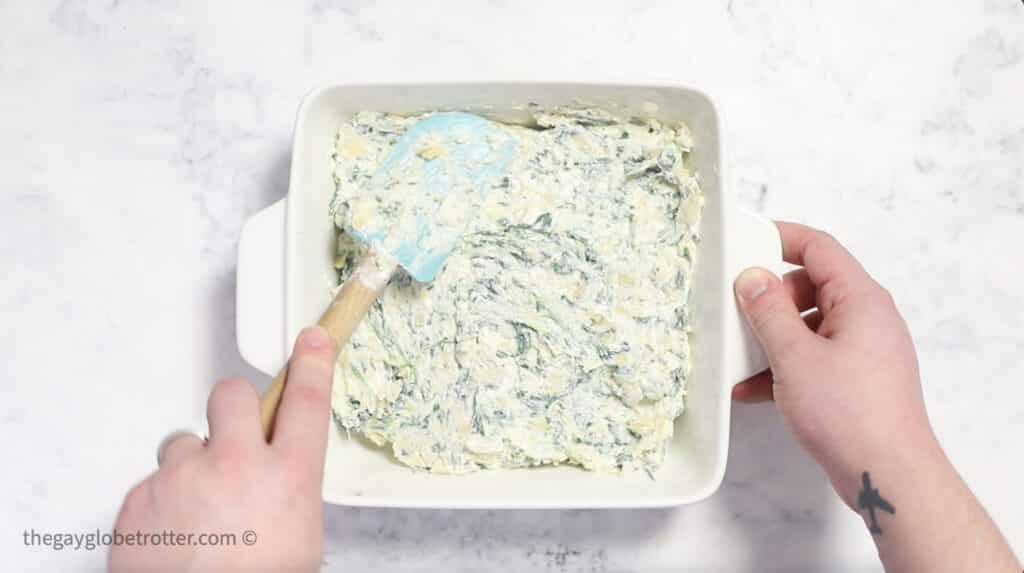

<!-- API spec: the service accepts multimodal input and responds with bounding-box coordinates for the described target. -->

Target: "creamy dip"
[329,108,703,475]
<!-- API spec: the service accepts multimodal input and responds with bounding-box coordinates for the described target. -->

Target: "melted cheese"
[328,109,703,475]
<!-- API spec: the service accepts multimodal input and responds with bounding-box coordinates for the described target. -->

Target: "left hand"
[109,327,337,573]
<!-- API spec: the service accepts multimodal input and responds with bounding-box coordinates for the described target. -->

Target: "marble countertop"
[3,1,1022,571]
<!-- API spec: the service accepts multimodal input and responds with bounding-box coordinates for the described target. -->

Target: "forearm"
[830,434,1019,573]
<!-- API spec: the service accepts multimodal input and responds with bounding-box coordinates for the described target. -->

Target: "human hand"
[109,327,337,573]
[732,222,938,507]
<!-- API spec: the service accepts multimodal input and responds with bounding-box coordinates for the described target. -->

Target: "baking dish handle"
[724,210,784,385]
[236,199,287,376]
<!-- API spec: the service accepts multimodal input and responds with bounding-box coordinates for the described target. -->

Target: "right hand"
[732,222,938,507]
[109,327,337,573]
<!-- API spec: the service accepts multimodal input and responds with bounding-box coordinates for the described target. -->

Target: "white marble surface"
[2,1,1022,571]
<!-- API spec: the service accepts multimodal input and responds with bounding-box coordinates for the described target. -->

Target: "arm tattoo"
[857,471,895,535]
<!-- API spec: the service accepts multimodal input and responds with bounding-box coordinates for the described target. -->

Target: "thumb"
[735,267,813,363]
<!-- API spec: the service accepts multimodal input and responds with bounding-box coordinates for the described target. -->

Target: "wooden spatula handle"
[259,256,395,440]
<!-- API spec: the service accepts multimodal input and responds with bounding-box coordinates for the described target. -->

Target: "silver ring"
[156,429,207,466]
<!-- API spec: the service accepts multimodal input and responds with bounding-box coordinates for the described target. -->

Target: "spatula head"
[344,112,516,282]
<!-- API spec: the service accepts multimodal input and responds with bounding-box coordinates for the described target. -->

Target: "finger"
[732,371,774,403]
[732,312,821,404]
[775,222,877,313]
[157,431,205,467]
[775,222,867,281]
[207,378,263,451]
[731,304,819,402]
[273,327,337,471]
[735,267,815,365]
[783,268,816,312]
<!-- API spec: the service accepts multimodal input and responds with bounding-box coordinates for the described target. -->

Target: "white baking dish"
[236,82,782,508]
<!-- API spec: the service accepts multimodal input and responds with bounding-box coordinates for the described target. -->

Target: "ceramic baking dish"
[236,81,782,508]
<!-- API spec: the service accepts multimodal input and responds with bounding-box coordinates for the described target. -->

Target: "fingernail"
[296,326,331,350]
[735,268,772,302]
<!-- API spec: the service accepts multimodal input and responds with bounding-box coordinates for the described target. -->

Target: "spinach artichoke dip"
[328,108,704,475]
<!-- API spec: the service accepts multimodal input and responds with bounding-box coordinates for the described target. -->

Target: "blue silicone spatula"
[259,112,516,439]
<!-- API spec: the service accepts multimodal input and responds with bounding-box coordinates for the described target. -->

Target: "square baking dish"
[236,81,782,508]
